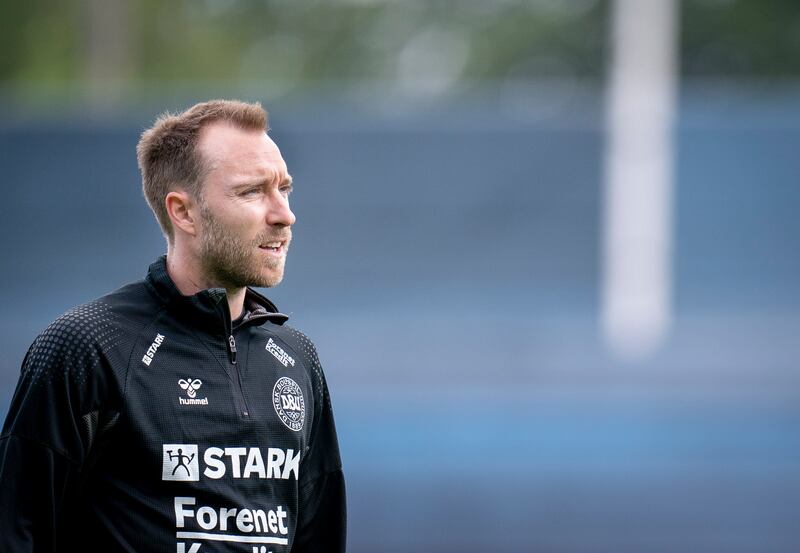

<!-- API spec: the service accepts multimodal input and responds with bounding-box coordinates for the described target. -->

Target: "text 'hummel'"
[178,378,208,405]
[266,338,295,367]
[142,333,165,366]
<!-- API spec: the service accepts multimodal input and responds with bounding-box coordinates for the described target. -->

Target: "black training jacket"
[0,256,346,552]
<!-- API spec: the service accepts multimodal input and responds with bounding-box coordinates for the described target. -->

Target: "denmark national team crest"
[272,377,305,432]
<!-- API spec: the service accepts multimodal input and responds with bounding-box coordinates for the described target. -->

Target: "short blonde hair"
[136,99,268,240]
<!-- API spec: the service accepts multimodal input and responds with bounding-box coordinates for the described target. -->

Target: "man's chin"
[253,268,285,288]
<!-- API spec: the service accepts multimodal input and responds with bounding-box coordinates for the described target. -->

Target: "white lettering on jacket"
[203,447,299,480]
[161,444,300,482]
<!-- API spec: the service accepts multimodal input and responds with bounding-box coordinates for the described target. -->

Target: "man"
[0,100,346,552]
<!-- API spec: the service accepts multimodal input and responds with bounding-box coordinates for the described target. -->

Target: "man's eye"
[281,186,293,197]
[241,188,261,196]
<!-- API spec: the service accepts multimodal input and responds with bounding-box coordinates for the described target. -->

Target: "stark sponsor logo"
[142,333,165,366]
[265,338,295,367]
[163,444,200,482]
[162,445,300,482]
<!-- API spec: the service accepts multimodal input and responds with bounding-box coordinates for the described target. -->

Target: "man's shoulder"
[21,279,166,387]
[269,323,321,366]
[31,279,161,359]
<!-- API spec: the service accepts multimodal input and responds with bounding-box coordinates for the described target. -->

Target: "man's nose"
[267,194,296,227]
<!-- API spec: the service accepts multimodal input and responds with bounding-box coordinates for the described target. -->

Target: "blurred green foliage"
[0,0,798,104]
[1,0,603,96]
[682,0,800,77]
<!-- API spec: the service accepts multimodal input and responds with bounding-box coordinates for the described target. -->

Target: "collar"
[144,255,289,335]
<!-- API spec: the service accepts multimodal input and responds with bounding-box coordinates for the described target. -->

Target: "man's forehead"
[198,121,284,171]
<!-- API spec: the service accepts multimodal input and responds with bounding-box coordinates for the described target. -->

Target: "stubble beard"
[198,202,290,289]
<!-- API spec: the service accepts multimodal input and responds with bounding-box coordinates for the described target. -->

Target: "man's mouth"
[258,240,286,253]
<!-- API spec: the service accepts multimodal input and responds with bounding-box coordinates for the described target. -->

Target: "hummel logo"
[178,378,202,398]
[178,378,209,405]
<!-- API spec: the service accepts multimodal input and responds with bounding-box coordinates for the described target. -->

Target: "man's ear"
[165,190,199,238]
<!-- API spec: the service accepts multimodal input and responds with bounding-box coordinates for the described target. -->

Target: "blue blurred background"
[2,1,800,551]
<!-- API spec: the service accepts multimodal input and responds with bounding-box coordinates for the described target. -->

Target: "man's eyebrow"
[234,174,293,188]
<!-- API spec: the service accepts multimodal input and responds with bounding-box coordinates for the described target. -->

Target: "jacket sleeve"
[0,306,122,552]
[293,468,347,553]
[0,434,79,552]
[288,331,347,553]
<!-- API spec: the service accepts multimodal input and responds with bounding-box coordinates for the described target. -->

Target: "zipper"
[217,297,250,419]
[227,333,251,418]
[227,335,237,365]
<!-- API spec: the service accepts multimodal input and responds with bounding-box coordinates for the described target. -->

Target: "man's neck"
[165,246,246,321]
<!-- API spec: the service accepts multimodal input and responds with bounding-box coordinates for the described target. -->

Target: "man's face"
[194,121,296,289]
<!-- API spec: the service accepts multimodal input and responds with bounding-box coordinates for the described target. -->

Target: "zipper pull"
[228,335,237,365]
